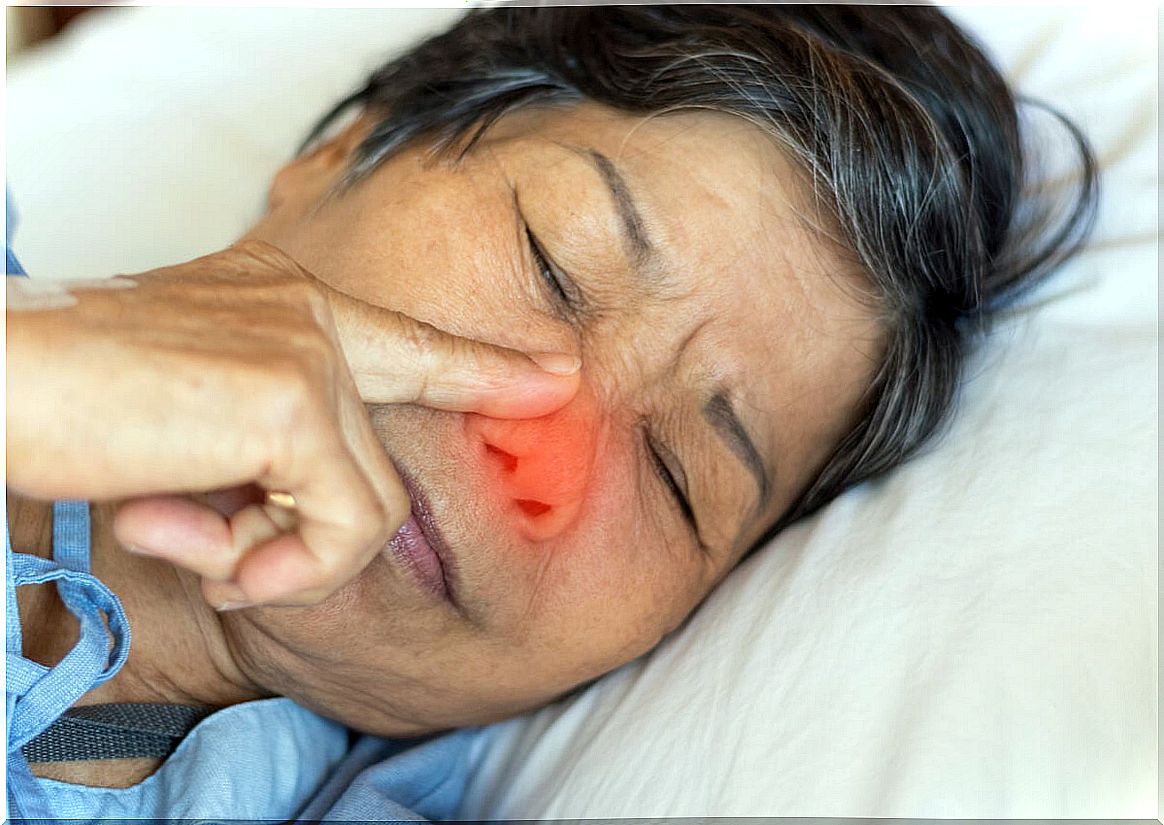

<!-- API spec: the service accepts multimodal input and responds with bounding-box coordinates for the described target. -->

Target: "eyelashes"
[526,223,569,305]
[644,430,700,539]
[519,205,708,554]
[524,221,584,314]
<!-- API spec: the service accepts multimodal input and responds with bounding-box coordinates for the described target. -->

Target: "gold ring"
[264,490,298,510]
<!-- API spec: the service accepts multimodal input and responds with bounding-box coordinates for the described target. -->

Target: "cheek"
[549,426,699,603]
[535,464,706,672]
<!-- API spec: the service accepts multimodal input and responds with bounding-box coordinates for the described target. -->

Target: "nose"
[463,400,597,543]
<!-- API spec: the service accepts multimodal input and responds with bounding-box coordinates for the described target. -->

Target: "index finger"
[330,287,582,418]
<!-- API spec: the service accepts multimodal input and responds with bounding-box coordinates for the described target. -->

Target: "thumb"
[331,291,581,418]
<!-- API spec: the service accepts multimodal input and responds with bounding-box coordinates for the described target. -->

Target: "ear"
[266,113,377,213]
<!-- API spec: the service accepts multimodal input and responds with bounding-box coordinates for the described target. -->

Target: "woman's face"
[230,102,881,735]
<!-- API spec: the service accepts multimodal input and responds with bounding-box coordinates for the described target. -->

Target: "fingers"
[94,244,584,611]
[114,495,293,584]
[115,496,238,580]
[331,288,582,418]
[117,481,388,610]
[230,364,410,607]
[235,361,412,606]
[203,484,267,517]
[111,312,415,610]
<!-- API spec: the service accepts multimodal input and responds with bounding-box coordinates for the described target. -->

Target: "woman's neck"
[8,490,266,710]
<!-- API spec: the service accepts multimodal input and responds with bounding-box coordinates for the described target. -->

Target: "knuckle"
[399,318,444,366]
[226,241,329,314]
[231,239,298,274]
[255,358,324,435]
[356,494,392,544]
[312,546,369,588]
[322,492,389,565]
[271,329,339,394]
[358,496,396,552]
[311,552,350,585]
[293,325,339,379]
[274,311,343,388]
[443,335,475,370]
[226,240,297,283]
[385,485,411,524]
[287,275,331,318]
[370,490,393,524]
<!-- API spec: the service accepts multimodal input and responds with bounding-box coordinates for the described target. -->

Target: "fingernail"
[528,352,581,376]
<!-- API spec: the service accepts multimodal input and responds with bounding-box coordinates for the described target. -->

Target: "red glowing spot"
[464,385,599,541]
[514,499,552,518]
[484,442,518,474]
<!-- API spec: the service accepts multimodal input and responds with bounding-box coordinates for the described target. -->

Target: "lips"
[388,469,460,607]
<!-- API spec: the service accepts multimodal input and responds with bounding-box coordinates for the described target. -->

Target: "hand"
[6,240,580,608]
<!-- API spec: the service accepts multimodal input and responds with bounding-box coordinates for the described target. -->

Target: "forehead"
[494,101,872,327]
[491,104,881,517]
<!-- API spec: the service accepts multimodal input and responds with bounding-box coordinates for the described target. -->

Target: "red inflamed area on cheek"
[463,392,600,543]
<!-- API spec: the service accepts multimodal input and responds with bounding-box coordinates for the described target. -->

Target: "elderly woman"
[5,4,1096,820]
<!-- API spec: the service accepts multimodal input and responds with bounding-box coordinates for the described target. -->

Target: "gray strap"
[22,703,213,763]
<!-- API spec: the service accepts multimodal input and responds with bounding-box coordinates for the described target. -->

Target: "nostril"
[484,442,518,474]
[514,499,551,518]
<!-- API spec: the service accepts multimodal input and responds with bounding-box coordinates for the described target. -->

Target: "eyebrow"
[568,146,655,270]
[704,392,773,511]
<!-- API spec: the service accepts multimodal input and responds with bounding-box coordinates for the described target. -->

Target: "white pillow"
[6,7,465,280]
[462,6,1159,818]
[6,6,1156,818]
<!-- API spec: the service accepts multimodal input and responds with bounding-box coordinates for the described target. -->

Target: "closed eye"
[644,430,708,553]
[524,220,584,313]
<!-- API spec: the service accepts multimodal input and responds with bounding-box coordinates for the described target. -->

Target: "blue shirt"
[5,190,489,821]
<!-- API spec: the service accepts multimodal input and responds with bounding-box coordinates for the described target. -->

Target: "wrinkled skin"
[228,102,883,735]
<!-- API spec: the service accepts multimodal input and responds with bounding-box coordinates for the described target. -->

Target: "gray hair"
[300,5,1098,548]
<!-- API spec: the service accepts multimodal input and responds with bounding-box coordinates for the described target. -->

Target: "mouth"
[388,467,461,609]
